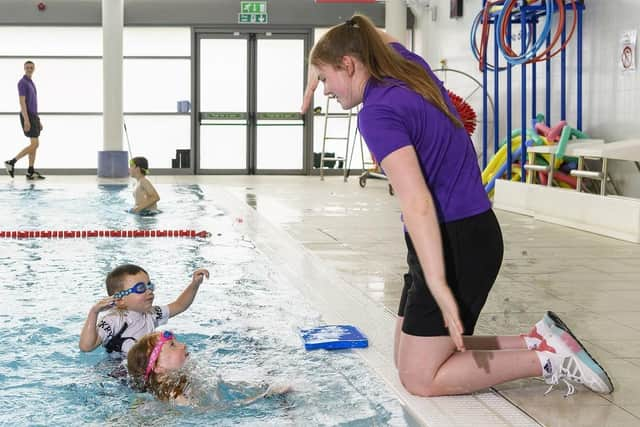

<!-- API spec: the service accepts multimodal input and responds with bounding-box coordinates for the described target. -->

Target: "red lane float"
[0,229,210,239]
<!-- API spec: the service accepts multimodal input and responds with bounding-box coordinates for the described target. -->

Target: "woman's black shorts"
[20,113,41,138]
[398,209,504,337]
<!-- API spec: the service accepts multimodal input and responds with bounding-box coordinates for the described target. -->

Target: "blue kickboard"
[300,325,368,350]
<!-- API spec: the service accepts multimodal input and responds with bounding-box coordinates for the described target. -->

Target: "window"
[123,27,190,57]
[0,26,192,170]
[0,27,101,56]
[0,116,102,168]
[124,59,190,112]
[123,115,190,169]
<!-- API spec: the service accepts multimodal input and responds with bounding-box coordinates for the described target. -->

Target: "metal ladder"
[319,96,354,181]
[345,106,392,194]
[318,100,392,193]
[344,107,367,181]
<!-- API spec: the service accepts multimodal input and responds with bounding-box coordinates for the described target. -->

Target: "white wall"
[411,0,640,197]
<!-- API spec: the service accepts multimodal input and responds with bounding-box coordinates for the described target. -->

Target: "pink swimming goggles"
[144,330,174,381]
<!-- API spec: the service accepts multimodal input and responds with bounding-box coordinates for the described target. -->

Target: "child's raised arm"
[79,296,115,352]
[168,268,210,318]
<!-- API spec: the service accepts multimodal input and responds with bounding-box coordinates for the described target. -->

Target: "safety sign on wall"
[620,30,637,72]
[239,1,268,24]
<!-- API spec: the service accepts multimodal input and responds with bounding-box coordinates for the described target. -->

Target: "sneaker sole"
[547,316,614,394]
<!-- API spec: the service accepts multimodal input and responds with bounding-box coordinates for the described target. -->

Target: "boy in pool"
[127,330,291,405]
[79,264,209,358]
[129,156,160,214]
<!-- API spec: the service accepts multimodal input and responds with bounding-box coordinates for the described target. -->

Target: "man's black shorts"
[398,209,504,337]
[20,113,41,138]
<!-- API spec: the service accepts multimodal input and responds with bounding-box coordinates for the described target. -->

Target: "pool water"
[0,182,415,426]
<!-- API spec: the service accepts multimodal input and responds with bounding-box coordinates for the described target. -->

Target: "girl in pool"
[129,156,160,215]
[127,330,291,406]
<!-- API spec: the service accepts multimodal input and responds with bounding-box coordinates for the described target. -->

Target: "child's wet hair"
[127,333,157,391]
[127,332,189,400]
[106,264,148,295]
[130,156,149,175]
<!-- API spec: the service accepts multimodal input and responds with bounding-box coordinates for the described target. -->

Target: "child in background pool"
[129,156,160,215]
[79,264,209,358]
[127,330,291,406]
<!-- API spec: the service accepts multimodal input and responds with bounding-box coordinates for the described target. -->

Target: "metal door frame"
[193,27,312,175]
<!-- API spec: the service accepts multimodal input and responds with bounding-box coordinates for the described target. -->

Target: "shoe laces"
[544,356,579,397]
[544,374,576,398]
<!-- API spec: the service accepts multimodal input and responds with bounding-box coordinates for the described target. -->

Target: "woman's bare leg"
[397,318,528,366]
[397,333,541,396]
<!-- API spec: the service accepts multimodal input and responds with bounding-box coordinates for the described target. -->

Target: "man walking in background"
[5,60,45,180]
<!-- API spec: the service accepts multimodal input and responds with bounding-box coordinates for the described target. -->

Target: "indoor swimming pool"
[0,182,417,426]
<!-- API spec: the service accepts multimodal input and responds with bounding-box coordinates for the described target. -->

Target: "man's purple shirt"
[18,75,38,115]
[358,43,490,223]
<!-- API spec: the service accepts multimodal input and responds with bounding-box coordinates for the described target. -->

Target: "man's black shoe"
[26,171,45,180]
[4,161,14,178]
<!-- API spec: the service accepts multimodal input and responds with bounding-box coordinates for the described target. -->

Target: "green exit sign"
[240,1,267,14]
[238,13,268,24]
[238,1,268,24]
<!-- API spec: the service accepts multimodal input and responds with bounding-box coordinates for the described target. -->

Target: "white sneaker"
[526,311,574,352]
[523,312,556,351]
[540,323,614,395]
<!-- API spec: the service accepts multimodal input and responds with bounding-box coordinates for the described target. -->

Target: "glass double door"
[196,31,308,174]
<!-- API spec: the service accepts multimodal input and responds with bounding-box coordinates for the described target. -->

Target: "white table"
[568,139,640,195]
[524,139,605,188]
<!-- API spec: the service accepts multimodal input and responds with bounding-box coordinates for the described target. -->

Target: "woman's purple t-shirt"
[358,43,490,223]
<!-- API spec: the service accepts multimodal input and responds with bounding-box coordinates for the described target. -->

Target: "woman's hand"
[432,285,466,351]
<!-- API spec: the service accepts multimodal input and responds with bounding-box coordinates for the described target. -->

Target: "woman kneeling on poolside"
[303,14,613,397]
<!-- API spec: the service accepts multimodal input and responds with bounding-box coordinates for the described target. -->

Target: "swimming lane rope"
[0,229,211,239]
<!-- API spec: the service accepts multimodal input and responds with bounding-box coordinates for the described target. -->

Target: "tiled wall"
[412,0,640,196]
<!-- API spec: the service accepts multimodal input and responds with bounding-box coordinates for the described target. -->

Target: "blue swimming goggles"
[113,281,155,299]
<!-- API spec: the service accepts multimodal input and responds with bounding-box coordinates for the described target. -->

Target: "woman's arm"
[380,146,465,351]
